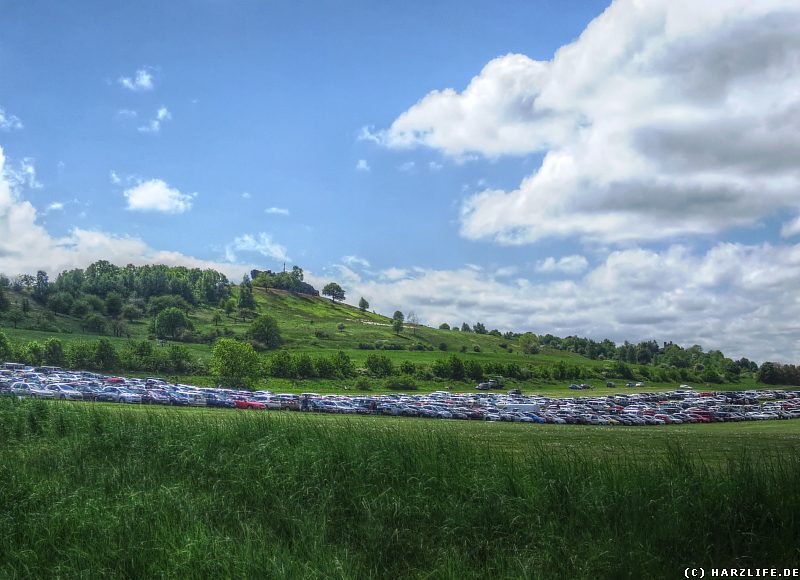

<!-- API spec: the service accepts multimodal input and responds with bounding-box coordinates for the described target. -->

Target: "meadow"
[1,398,798,579]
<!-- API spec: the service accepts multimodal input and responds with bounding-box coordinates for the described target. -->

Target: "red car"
[233,398,266,410]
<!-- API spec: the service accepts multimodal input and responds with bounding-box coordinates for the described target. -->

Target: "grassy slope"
[0,287,784,395]
[1,399,799,578]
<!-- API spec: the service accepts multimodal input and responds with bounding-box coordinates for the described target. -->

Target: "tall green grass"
[0,398,798,578]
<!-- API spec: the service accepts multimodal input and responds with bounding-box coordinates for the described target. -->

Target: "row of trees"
[0,332,198,374]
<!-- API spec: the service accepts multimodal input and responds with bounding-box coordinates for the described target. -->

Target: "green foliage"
[519,332,540,355]
[70,299,90,318]
[0,286,9,313]
[18,341,45,366]
[66,341,95,370]
[94,339,118,371]
[252,266,316,295]
[322,282,345,302]
[84,313,107,334]
[43,338,65,367]
[438,323,450,330]
[365,353,394,377]
[104,292,123,318]
[7,309,24,329]
[358,297,369,311]
[461,322,471,332]
[269,350,296,378]
[0,331,12,360]
[122,304,143,323]
[294,353,315,378]
[153,307,192,340]
[237,275,256,309]
[210,338,260,387]
[148,295,191,316]
[47,291,73,315]
[473,322,487,334]
[248,315,282,350]
[392,318,403,335]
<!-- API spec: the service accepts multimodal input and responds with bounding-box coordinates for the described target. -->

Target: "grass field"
[1,398,798,578]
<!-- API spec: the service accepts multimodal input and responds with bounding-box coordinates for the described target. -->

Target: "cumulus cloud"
[138,106,172,133]
[225,233,290,263]
[379,0,800,244]
[341,241,800,363]
[355,159,370,171]
[0,107,23,131]
[0,146,247,279]
[118,68,154,91]
[123,179,195,213]
[535,254,589,274]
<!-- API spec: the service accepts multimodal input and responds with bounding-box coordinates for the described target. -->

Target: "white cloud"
[138,106,171,133]
[342,255,370,268]
[0,107,23,131]
[241,192,251,199]
[428,161,443,171]
[265,207,289,215]
[109,171,121,185]
[225,233,290,263]
[343,241,800,363]
[44,202,65,213]
[118,68,154,91]
[781,214,800,238]
[3,157,42,190]
[123,179,195,214]
[380,0,800,245]
[398,161,416,172]
[536,254,589,274]
[357,126,382,144]
[0,146,248,279]
[116,109,137,119]
[355,159,370,171]
[380,267,409,281]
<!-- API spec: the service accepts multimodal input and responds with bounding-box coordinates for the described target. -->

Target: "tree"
[122,304,143,323]
[21,298,30,314]
[212,313,222,326]
[473,322,487,334]
[322,282,345,303]
[461,322,472,333]
[407,311,419,335]
[248,314,282,350]
[7,308,24,329]
[43,338,65,366]
[0,331,13,360]
[365,353,394,378]
[358,297,369,311]
[105,292,124,318]
[438,323,450,330]
[392,318,403,335]
[48,291,73,314]
[71,299,90,318]
[154,307,192,340]
[84,313,107,334]
[237,274,256,309]
[0,285,10,312]
[33,270,49,304]
[393,311,404,323]
[211,338,261,387]
[519,332,540,355]
[94,339,118,371]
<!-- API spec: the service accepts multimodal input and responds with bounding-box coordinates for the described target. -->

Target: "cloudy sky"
[2,0,800,362]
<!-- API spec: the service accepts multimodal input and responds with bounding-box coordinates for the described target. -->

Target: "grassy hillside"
[0,284,773,393]
[1,398,798,578]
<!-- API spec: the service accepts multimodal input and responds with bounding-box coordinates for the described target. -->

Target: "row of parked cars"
[1,363,799,425]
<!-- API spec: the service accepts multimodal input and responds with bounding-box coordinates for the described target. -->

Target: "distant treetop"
[251,266,319,296]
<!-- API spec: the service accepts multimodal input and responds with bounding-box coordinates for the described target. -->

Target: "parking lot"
[2,363,799,425]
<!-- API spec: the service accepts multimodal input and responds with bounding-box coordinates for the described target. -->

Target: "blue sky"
[2,0,800,362]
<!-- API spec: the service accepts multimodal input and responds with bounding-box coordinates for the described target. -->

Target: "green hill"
[0,262,787,393]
